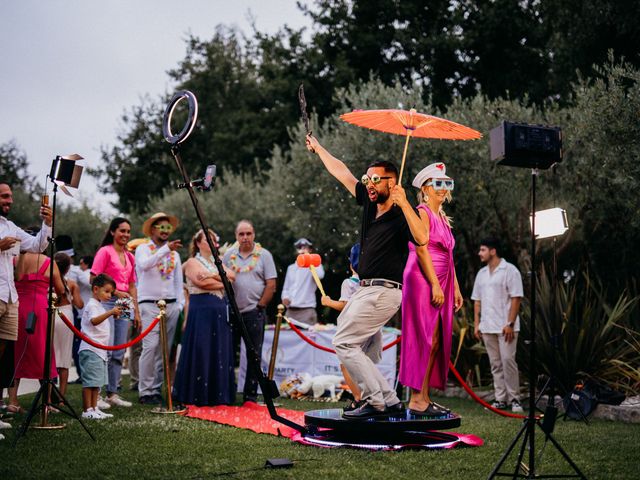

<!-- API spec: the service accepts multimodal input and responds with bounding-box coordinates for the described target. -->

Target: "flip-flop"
[6,404,24,414]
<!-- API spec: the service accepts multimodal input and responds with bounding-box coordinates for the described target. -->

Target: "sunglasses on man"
[425,179,454,191]
[153,224,174,233]
[361,174,392,185]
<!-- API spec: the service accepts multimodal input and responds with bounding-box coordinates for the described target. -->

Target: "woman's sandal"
[6,404,24,414]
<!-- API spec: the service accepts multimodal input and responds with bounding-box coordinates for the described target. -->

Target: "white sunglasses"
[425,179,454,191]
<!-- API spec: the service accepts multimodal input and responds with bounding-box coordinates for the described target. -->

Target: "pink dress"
[399,205,455,391]
[14,257,57,379]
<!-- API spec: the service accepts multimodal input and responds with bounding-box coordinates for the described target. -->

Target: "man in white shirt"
[281,238,325,325]
[0,183,52,384]
[134,212,184,405]
[471,237,524,413]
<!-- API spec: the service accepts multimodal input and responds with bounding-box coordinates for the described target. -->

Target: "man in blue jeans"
[223,220,277,403]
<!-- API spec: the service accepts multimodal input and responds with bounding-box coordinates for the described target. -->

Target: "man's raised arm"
[306,134,358,197]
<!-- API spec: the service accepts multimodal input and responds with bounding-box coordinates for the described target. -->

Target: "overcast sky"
[0,1,309,215]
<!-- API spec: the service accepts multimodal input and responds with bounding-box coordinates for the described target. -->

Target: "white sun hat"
[412,162,451,188]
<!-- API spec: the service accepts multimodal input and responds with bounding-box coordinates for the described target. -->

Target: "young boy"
[321,243,380,409]
[78,274,122,419]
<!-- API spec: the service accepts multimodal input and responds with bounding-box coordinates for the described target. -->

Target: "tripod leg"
[513,424,531,478]
[487,420,528,479]
[13,386,44,445]
[536,424,587,479]
[49,382,95,441]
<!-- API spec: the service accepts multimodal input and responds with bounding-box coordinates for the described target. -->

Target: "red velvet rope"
[283,316,529,419]
[283,317,400,353]
[58,311,160,351]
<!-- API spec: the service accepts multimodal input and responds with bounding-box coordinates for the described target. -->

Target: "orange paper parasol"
[340,108,482,183]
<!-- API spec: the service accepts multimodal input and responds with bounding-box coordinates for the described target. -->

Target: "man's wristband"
[506,321,515,328]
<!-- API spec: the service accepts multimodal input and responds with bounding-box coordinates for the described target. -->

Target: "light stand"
[162,91,306,435]
[14,156,94,445]
[488,123,585,478]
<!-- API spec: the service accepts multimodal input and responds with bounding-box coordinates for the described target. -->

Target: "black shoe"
[153,394,164,403]
[409,402,449,417]
[385,401,406,415]
[139,395,160,405]
[342,402,389,419]
[432,402,451,413]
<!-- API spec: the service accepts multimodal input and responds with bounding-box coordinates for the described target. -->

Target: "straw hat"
[412,162,451,188]
[127,238,150,252]
[142,212,179,237]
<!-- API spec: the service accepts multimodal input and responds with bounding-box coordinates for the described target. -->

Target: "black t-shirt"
[355,182,416,283]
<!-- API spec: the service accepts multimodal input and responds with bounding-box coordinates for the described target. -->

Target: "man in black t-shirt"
[306,134,428,419]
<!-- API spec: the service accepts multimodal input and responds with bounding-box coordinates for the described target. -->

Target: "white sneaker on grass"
[81,408,104,420]
[511,400,524,413]
[106,394,132,407]
[97,397,111,410]
[0,419,12,429]
[94,408,113,419]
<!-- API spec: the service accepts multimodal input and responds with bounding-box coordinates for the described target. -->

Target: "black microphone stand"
[168,144,306,434]
[14,179,94,445]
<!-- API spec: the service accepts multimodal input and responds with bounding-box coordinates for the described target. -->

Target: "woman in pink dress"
[399,162,463,416]
[7,249,64,412]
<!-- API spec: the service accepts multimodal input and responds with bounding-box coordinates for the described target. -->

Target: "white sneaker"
[106,394,132,407]
[0,433,5,440]
[81,408,104,420]
[511,400,524,413]
[0,419,11,429]
[97,397,111,410]
[94,408,113,419]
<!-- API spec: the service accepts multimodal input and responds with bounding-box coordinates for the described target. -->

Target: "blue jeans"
[104,298,131,395]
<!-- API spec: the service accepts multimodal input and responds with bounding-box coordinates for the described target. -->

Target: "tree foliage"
[0,140,35,192]
[96,0,640,213]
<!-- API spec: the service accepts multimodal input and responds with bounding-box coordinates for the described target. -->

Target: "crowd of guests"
[1,156,526,430]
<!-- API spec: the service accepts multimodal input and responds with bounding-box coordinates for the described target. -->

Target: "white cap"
[294,238,312,248]
[412,162,451,188]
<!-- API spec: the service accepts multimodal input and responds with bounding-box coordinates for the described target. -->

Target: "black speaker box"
[490,121,562,170]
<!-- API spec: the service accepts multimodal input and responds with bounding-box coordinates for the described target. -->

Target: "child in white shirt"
[78,274,122,419]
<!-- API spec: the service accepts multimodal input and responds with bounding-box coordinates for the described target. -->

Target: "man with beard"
[135,212,184,405]
[305,135,428,419]
[0,183,52,417]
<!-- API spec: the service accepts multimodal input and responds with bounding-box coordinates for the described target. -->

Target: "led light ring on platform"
[162,90,199,145]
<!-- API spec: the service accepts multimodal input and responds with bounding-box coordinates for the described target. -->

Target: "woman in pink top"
[90,217,140,407]
[399,163,463,416]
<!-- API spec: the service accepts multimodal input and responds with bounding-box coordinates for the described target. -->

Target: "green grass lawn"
[1,381,638,480]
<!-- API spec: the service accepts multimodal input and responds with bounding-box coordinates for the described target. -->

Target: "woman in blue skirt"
[173,229,236,406]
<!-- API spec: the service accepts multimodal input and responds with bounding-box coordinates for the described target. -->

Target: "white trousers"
[332,285,401,409]
[138,302,180,397]
[483,332,521,403]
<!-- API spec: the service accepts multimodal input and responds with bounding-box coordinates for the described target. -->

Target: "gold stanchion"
[267,305,285,380]
[151,300,186,414]
[32,294,65,430]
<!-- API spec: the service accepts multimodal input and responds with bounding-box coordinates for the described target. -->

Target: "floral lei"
[148,242,176,280]
[228,243,262,273]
